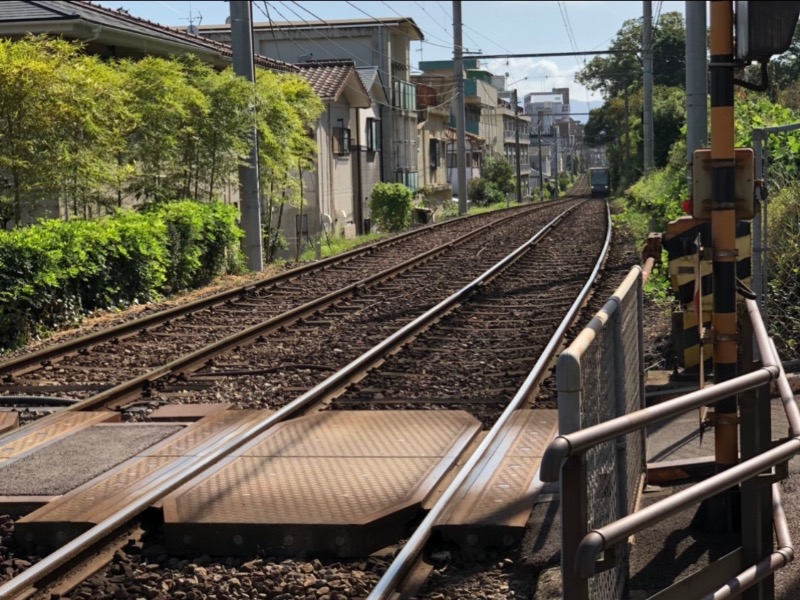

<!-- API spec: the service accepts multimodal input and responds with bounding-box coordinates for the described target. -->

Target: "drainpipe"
[354,108,364,235]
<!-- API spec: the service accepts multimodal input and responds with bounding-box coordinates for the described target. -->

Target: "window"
[296,213,309,239]
[429,138,439,169]
[333,126,351,155]
[366,118,381,152]
[393,81,417,111]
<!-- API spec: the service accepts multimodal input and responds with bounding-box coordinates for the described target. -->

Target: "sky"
[96,1,687,119]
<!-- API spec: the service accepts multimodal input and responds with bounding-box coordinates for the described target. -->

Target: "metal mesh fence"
[764,183,800,362]
[557,267,645,600]
[756,132,800,364]
[581,325,622,599]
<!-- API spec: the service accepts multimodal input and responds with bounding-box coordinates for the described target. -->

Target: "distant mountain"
[567,99,604,123]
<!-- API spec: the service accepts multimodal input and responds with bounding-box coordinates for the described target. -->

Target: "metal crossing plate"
[163,410,481,557]
[434,409,558,548]
[15,409,266,553]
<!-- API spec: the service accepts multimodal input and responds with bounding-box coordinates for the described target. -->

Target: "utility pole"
[230,1,263,271]
[453,1,468,215]
[537,111,544,202]
[708,0,738,529]
[513,88,522,204]
[553,125,560,200]
[624,87,631,185]
[643,0,654,173]
[685,1,708,193]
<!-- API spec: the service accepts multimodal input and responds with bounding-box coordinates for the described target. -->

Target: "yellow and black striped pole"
[710,1,738,482]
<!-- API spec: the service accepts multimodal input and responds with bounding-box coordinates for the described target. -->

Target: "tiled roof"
[297,60,369,103]
[356,66,380,93]
[196,17,425,42]
[0,1,298,73]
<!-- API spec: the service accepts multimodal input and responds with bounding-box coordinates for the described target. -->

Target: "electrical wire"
[262,0,282,60]
[263,1,458,112]
[433,1,482,54]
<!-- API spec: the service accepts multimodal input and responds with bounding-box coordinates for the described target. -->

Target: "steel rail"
[0,201,588,600]
[0,205,536,378]
[367,200,612,600]
[0,204,556,445]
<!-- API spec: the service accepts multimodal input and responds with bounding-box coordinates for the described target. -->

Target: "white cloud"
[485,57,603,115]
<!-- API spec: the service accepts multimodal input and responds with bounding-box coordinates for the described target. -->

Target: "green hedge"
[0,201,244,350]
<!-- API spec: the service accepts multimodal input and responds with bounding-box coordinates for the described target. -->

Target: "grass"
[298,232,385,262]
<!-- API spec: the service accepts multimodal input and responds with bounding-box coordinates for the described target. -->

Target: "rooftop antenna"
[182,3,202,35]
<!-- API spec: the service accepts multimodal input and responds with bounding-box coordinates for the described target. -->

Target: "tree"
[481,156,515,196]
[120,56,208,204]
[577,12,686,99]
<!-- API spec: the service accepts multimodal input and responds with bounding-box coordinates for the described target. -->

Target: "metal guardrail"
[552,266,645,600]
[542,297,799,600]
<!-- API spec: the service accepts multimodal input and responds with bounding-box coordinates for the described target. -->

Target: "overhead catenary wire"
[262,0,282,60]
[262,1,404,110]
[263,1,459,113]
[432,0,482,54]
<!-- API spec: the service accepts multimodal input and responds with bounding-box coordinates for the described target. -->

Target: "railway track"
[0,182,613,600]
[0,200,575,428]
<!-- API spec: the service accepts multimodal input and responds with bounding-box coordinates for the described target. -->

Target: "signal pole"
[513,88,522,204]
[453,1,468,215]
[708,0,738,529]
[643,1,654,173]
[230,1,263,271]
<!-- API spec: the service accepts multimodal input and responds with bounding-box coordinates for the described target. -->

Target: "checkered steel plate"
[440,409,557,526]
[145,410,263,457]
[243,410,479,458]
[165,411,480,527]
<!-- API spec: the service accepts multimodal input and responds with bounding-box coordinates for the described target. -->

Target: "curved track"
[0,181,614,600]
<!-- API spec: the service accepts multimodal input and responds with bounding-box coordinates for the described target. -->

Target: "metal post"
[553,125,560,200]
[538,117,544,202]
[513,89,522,204]
[562,454,590,600]
[709,0,739,523]
[753,132,764,311]
[453,1,468,216]
[686,0,709,197]
[643,0,654,173]
[739,307,775,600]
[230,0,263,272]
[624,88,631,185]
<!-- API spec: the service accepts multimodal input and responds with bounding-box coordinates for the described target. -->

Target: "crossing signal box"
[736,1,800,62]
[691,148,755,221]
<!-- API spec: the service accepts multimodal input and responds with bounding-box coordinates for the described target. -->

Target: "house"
[191,17,424,191]
[293,60,371,248]
[0,0,295,71]
[355,66,387,233]
[418,59,500,196]
[412,80,452,208]
[494,78,532,199]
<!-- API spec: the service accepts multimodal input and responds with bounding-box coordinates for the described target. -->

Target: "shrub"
[0,200,244,351]
[369,182,414,232]
[468,178,506,206]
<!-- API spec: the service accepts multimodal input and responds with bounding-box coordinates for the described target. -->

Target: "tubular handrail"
[706,484,795,600]
[544,297,800,584]
[541,299,784,482]
[573,436,800,578]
